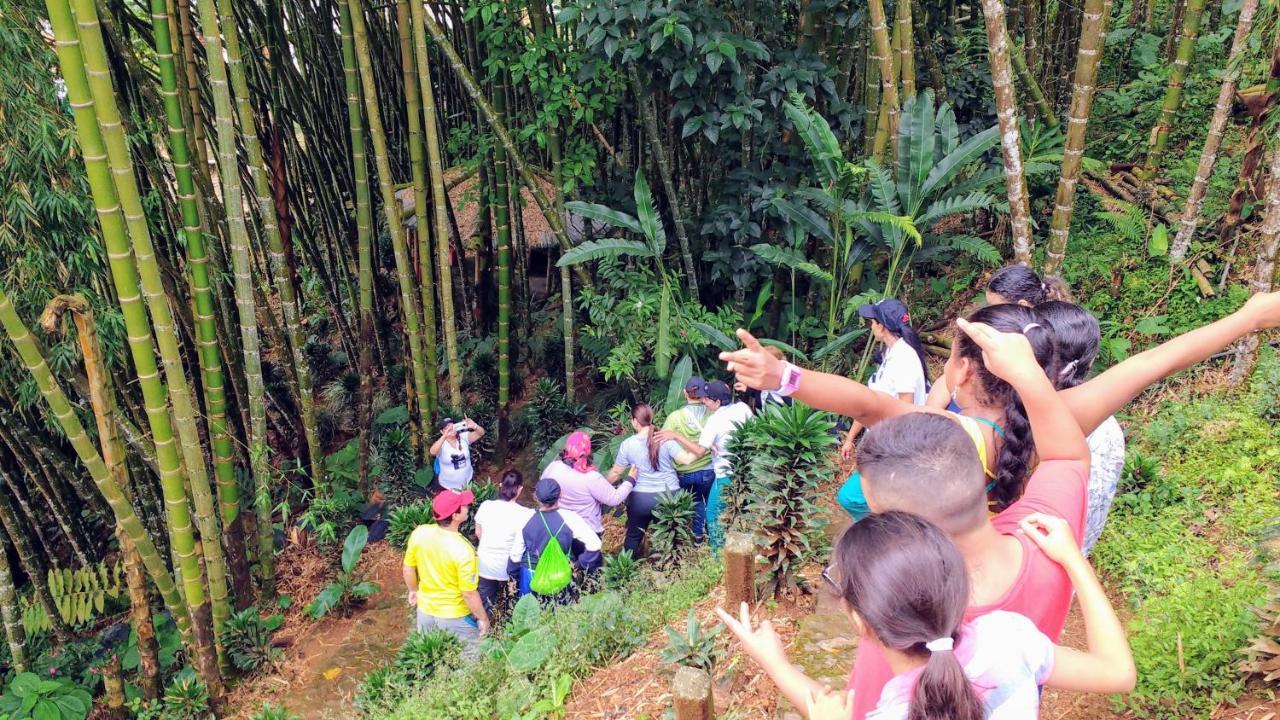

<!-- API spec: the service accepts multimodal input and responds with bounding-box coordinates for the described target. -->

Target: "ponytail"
[909,644,985,720]
[898,324,933,385]
[988,265,1074,307]
[632,404,661,469]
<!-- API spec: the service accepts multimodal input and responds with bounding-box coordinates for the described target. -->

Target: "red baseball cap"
[432,488,474,521]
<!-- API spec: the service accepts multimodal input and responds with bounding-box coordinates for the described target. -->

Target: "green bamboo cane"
[0,525,24,673]
[1143,0,1209,174]
[75,0,232,620]
[868,0,899,162]
[408,0,464,409]
[215,0,325,491]
[492,69,513,449]
[399,0,439,429]
[192,0,276,604]
[349,0,431,434]
[147,0,252,599]
[42,0,221,689]
[895,0,916,99]
[336,0,379,491]
[0,290,193,658]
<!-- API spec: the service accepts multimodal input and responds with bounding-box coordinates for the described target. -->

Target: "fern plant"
[726,403,837,598]
[648,491,696,567]
[660,610,725,674]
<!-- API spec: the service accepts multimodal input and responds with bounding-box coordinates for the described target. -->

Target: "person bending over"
[544,431,634,536]
[510,478,602,603]
[403,489,490,656]
[473,469,533,618]
[720,511,1134,719]
[431,416,485,491]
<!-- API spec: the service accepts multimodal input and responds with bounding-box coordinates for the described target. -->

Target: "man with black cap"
[660,379,753,549]
[661,376,714,542]
[402,488,490,655]
[509,478,602,601]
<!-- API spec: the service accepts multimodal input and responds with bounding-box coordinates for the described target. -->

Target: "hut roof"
[396,167,579,251]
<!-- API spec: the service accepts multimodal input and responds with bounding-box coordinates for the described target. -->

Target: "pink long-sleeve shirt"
[540,459,633,533]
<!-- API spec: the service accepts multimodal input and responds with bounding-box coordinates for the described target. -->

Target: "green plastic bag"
[529,514,571,596]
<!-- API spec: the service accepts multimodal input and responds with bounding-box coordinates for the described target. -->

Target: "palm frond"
[783,92,843,187]
[749,243,834,283]
[915,191,996,230]
[557,238,654,267]
[565,201,643,234]
[864,159,901,215]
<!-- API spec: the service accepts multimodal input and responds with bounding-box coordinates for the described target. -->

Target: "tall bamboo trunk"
[349,0,431,456]
[0,289,195,672]
[980,0,1035,264]
[1012,42,1058,127]
[43,0,221,690]
[0,526,25,672]
[40,296,161,699]
[148,0,253,607]
[1143,0,1210,174]
[398,0,439,432]
[408,0,463,409]
[492,71,514,454]
[915,0,946,94]
[1043,0,1110,273]
[868,0,899,161]
[214,0,324,492]
[1170,0,1259,261]
[191,0,273,615]
[418,9,592,289]
[895,0,917,99]
[1230,139,1280,383]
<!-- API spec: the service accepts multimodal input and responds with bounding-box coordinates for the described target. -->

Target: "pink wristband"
[777,362,802,396]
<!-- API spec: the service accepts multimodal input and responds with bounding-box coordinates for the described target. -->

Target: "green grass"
[1090,349,1279,718]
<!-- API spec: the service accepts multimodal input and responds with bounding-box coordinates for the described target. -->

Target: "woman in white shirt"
[473,469,532,617]
[836,299,930,520]
[431,417,486,490]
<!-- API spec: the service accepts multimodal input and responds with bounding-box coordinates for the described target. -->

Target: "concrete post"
[723,531,756,610]
[672,666,714,720]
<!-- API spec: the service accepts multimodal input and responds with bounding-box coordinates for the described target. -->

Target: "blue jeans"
[706,477,730,550]
[677,468,715,540]
[837,471,871,521]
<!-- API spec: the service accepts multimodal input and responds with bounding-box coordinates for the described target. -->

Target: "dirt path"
[227,542,411,719]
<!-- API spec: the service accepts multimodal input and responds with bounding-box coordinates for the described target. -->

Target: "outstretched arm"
[720,329,924,426]
[1064,292,1280,434]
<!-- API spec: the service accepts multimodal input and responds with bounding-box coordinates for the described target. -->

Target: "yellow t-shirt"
[403,525,478,618]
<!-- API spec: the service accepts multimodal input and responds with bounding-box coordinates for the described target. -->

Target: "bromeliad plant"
[726,402,837,598]
[660,609,725,673]
[307,525,380,619]
[648,490,697,567]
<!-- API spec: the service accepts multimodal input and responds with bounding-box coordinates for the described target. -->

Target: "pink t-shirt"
[848,459,1088,719]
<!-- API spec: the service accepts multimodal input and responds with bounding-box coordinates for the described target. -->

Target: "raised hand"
[715,601,787,668]
[955,318,1047,388]
[719,329,785,391]
[1018,512,1083,566]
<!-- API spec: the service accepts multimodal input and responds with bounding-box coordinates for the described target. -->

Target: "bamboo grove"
[1,0,1279,709]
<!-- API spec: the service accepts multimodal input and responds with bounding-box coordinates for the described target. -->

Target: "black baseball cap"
[534,477,561,504]
[858,298,912,336]
[702,380,732,404]
[685,376,706,398]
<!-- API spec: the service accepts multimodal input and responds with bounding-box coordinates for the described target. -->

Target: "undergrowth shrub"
[601,550,639,590]
[355,630,462,712]
[725,402,836,598]
[660,610,725,673]
[250,703,300,720]
[387,500,435,550]
[223,608,283,673]
[648,491,696,566]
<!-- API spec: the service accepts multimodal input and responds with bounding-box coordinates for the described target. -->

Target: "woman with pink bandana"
[540,431,634,535]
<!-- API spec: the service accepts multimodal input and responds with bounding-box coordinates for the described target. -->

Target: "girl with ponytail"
[607,404,687,555]
[717,511,1135,720]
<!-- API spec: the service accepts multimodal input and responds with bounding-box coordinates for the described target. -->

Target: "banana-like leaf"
[556,238,654,267]
[812,328,868,362]
[748,280,773,330]
[665,355,694,411]
[937,104,960,156]
[749,244,833,283]
[921,125,1000,199]
[691,321,737,352]
[632,169,668,255]
[783,93,842,187]
[898,91,937,214]
[758,337,810,363]
[564,200,642,234]
[772,196,834,244]
[656,283,672,378]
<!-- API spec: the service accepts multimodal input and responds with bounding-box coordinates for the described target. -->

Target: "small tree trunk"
[1143,0,1209,175]
[980,0,1036,263]
[0,530,26,672]
[1170,0,1259,261]
[1230,140,1280,383]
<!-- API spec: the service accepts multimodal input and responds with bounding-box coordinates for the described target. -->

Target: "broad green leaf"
[772,197,834,244]
[921,125,1000,199]
[812,328,868,362]
[308,584,344,619]
[897,90,936,214]
[632,170,667,255]
[556,238,654,267]
[758,338,810,363]
[665,355,694,411]
[341,525,369,575]
[783,93,843,187]
[564,201,642,234]
[690,321,737,352]
[350,581,380,598]
[508,626,555,672]
[374,405,409,425]
[748,280,773,330]
[1148,224,1169,256]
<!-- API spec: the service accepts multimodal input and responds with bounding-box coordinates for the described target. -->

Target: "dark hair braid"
[956,304,1058,507]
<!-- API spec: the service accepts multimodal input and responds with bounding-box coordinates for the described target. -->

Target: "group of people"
[714,266,1280,719]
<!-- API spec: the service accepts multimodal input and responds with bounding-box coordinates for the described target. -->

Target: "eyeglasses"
[821,564,839,591]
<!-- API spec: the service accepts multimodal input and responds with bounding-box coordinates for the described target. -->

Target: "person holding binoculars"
[431,417,485,491]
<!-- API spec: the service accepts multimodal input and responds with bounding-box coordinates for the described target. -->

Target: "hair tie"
[1022,323,1040,333]
[925,637,954,653]
[901,313,911,323]
[1058,359,1079,378]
